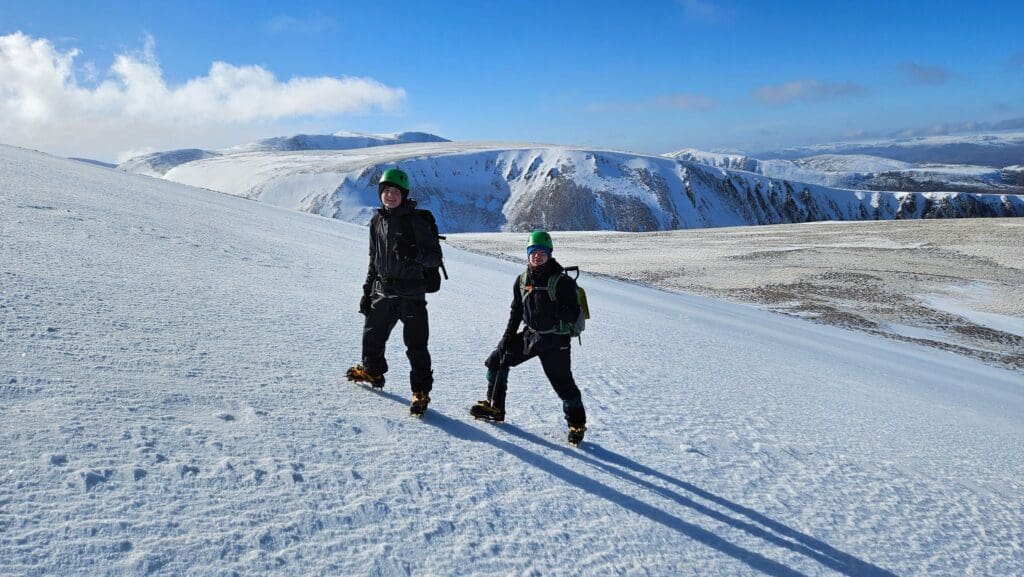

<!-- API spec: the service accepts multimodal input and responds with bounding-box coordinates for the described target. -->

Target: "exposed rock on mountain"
[121,141,1024,233]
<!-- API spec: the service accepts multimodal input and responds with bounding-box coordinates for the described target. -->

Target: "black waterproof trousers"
[484,330,586,427]
[362,296,432,394]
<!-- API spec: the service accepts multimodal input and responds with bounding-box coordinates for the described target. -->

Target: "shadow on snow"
[375,390,898,577]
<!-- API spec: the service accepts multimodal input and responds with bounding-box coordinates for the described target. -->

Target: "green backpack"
[518,266,590,338]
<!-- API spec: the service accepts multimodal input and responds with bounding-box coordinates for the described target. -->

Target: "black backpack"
[403,209,448,293]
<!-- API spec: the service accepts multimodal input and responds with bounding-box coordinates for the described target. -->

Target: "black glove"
[359,294,372,316]
[394,242,418,259]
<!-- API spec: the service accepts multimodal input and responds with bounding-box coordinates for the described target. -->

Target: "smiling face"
[380,186,403,209]
[528,249,549,268]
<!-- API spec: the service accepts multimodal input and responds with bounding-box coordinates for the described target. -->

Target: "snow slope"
[667,149,1020,195]
[226,130,449,153]
[117,148,224,177]
[3,144,1023,576]
[122,141,1024,233]
[116,131,449,177]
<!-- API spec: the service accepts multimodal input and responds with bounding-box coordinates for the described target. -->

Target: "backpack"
[518,265,590,338]
[403,209,448,293]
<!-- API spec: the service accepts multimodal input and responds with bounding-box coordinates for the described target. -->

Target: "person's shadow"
[375,391,898,577]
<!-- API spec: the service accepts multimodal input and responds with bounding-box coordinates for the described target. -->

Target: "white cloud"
[753,79,865,106]
[0,32,406,160]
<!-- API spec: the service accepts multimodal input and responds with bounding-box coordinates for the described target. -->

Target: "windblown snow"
[3,145,1023,576]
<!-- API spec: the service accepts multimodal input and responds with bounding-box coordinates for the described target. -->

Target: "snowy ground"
[449,220,1024,371]
[2,145,1023,576]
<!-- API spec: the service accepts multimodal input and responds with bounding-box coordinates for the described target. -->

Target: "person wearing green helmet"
[346,167,443,416]
[470,230,588,445]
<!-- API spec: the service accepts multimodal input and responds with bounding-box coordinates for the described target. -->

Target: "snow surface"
[923,291,1024,339]
[115,132,450,178]
[227,131,449,153]
[3,144,1023,576]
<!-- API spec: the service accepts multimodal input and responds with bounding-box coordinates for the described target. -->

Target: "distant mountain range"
[117,131,449,177]
[665,149,1024,195]
[747,132,1024,168]
[117,131,1024,233]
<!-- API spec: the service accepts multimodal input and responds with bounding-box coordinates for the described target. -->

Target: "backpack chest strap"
[519,271,561,301]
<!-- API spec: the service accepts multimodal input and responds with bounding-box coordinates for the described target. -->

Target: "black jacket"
[363,200,443,298]
[502,258,581,346]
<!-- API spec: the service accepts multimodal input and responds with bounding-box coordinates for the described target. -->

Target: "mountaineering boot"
[346,365,385,388]
[469,400,505,422]
[567,425,587,447]
[410,392,430,416]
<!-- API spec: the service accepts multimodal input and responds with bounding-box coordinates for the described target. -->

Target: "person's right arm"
[499,277,523,349]
[360,219,378,313]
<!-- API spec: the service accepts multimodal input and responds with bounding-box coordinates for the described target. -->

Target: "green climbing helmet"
[379,168,409,193]
[526,230,553,255]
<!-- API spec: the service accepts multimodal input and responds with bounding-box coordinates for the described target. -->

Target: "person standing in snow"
[470,230,588,445]
[346,168,442,416]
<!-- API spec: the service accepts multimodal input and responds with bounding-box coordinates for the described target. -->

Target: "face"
[381,186,403,209]
[528,249,549,268]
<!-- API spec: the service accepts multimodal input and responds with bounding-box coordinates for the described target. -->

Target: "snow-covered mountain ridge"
[120,141,1024,233]
[227,130,449,153]
[117,131,449,177]
[749,131,1024,168]
[667,148,1023,195]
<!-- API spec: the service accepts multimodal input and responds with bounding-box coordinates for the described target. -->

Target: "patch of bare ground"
[449,218,1024,372]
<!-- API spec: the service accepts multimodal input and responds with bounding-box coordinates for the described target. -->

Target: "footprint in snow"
[71,468,114,492]
[176,464,200,478]
[681,443,710,458]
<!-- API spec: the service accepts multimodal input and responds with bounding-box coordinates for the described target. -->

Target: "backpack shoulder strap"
[546,273,562,301]
[518,271,531,302]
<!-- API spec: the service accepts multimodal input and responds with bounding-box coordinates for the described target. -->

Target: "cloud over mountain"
[0,32,405,160]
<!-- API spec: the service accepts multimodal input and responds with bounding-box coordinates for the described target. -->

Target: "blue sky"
[2,0,1023,161]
